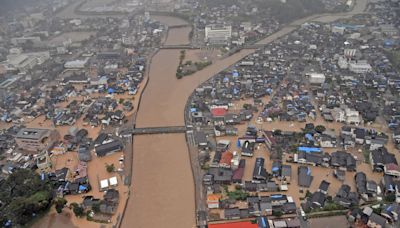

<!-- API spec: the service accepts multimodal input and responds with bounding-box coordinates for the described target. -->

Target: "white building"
[332,107,346,123]
[4,52,48,72]
[9,48,22,55]
[345,108,362,125]
[344,49,357,58]
[338,56,349,69]
[57,46,67,54]
[307,73,326,84]
[348,60,372,73]
[25,51,50,64]
[240,22,252,32]
[332,26,345,35]
[205,24,232,44]
[64,58,89,69]
[7,54,37,72]
[380,24,398,36]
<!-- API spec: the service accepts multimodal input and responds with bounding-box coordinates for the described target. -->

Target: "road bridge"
[160,45,200,49]
[131,126,187,135]
[242,44,267,49]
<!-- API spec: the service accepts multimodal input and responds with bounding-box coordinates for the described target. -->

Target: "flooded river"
[123,134,195,228]
[164,27,192,46]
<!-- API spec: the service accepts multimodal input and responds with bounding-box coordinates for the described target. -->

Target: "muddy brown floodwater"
[124,134,195,228]
[164,27,192,46]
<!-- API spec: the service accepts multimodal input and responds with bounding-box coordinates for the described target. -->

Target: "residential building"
[95,140,124,157]
[367,213,387,228]
[348,60,372,73]
[207,194,221,209]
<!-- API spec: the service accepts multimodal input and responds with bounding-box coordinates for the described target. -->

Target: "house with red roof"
[219,151,233,169]
[211,107,227,117]
[385,163,400,177]
[208,221,258,228]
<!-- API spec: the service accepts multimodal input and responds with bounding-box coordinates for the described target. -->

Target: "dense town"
[0,0,399,228]
[187,0,400,228]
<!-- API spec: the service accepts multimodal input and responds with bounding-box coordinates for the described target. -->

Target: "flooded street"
[33,210,78,228]
[309,215,349,227]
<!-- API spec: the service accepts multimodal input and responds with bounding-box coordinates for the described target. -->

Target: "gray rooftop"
[16,128,51,140]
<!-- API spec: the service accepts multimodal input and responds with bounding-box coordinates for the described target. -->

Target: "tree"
[55,197,67,213]
[105,163,115,173]
[92,202,101,213]
[272,210,283,217]
[315,125,326,133]
[227,189,249,201]
[71,203,85,217]
[0,169,53,226]
[119,98,124,104]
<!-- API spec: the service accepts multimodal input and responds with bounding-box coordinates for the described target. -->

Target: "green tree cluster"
[70,203,85,217]
[227,189,249,201]
[105,163,115,173]
[55,197,67,213]
[0,169,53,226]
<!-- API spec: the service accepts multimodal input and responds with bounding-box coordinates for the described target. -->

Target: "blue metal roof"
[298,147,321,153]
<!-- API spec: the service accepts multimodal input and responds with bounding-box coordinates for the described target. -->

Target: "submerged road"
[122,1,369,227]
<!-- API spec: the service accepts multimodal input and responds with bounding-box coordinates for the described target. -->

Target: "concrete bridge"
[242,44,266,49]
[169,24,191,29]
[130,126,188,135]
[160,45,200,49]
[159,43,265,50]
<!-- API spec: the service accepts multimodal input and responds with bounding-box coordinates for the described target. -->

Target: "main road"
[121,0,369,227]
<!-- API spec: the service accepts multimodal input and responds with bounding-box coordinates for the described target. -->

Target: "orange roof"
[219,151,233,165]
[208,221,258,228]
[207,194,221,202]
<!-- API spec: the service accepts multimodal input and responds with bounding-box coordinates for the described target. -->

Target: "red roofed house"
[385,163,400,177]
[232,167,244,183]
[211,107,227,117]
[219,151,233,168]
[208,221,258,228]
